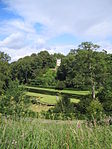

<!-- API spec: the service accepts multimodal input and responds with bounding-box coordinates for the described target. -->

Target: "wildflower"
[77,121,81,128]
[12,140,17,145]
[11,96,14,100]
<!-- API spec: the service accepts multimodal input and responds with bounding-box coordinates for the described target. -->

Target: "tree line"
[0,42,112,98]
[0,42,112,117]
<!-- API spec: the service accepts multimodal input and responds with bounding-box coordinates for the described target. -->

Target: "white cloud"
[1,46,39,61]
[8,20,35,33]
[85,21,112,39]
[0,0,112,61]
[0,32,26,49]
[97,41,112,53]
[5,0,112,38]
[50,44,76,55]
[0,42,75,62]
[0,19,47,53]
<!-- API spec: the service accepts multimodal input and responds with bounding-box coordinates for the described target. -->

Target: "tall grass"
[0,116,112,149]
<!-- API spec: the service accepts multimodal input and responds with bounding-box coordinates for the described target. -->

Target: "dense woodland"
[0,42,112,119]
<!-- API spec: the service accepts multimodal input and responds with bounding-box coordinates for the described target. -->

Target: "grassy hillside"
[25,86,90,96]
[26,92,80,105]
[26,92,80,112]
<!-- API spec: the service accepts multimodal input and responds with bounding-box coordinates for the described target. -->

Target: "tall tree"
[0,51,11,94]
[77,42,107,99]
[57,42,107,99]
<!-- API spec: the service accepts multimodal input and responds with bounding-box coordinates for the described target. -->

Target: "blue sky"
[0,0,112,61]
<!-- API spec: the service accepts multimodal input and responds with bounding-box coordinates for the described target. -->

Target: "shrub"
[41,95,75,120]
[44,111,75,120]
[75,96,92,115]
[87,99,103,121]
[0,81,31,117]
[53,95,74,113]
[0,113,2,123]
[55,81,66,90]
[26,110,39,118]
[97,88,112,115]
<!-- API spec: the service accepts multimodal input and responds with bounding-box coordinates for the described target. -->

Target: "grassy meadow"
[1,86,111,148]
[25,86,86,112]
[26,89,80,113]
[0,116,112,149]
[26,92,80,104]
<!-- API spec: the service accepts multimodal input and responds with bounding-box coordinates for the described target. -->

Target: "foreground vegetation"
[0,116,112,149]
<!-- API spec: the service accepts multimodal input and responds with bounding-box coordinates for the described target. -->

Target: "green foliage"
[75,96,92,115]
[11,51,64,86]
[10,56,36,84]
[98,87,112,115]
[87,99,103,121]
[43,112,75,120]
[38,51,55,68]
[53,95,74,113]
[55,81,66,90]
[0,117,112,149]
[1,42,112,118]
[57,42,107,98]
[40,95,75,120]
[0,81,30,116]
[0,51,11,94]
[31,69,57,87]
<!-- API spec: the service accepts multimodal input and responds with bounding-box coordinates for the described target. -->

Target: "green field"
[25,86,88,112]
[1,117,112,149]
[26,90,80,112]
[26,92,80,105]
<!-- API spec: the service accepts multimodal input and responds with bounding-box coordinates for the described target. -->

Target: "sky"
[0,0,112,61]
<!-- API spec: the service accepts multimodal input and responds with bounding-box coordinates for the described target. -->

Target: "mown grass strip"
[25,86,90,98]
[26,92,80,105]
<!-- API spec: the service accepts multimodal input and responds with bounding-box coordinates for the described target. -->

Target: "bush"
[26,110,39,118]
[41,95,75,120]
[55,81,66,90]
[0,113,2,123]
[87,99,103,121]
[0,81,31,117]
[97,88,112,115]
[53,95,74,113]
[75,96,92,115]
[44,111,75,120]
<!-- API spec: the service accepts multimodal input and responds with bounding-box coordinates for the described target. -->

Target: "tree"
[38,51,54,68]
[10,50,65,87]
[56,54,75,87]
[87,99,103,121]
[0,51,11,62]
[77,42,99,98]
[55,81,66,90]
[57,42,107,99]
[0,51,11,94]
[11,56,38,84]
[97,84,112,115]
[0,81,30,116]
[77,43,108,99]
[53,95,74,113]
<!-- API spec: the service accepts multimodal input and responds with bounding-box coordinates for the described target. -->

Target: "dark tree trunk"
[25,71,28,84]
